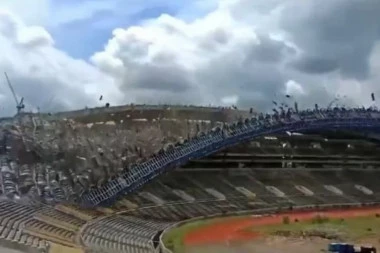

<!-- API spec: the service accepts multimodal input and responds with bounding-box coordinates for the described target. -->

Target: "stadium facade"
[81,107,380,206]
[0,105,380,253]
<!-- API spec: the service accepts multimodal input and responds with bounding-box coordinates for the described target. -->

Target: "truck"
[328,243,376,253]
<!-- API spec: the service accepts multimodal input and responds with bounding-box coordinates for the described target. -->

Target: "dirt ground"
[185,236,380,253]
[187,236,380,253]
[183,207,380,253]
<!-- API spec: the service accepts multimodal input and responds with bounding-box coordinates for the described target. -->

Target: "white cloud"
[91,0,380,111]
[91,3,262,106]
[0,9,123,116]
[285,80,305,96]
[0,0,50,25]
[221,95,239,105]
[1,0,380,116]
[16,25,54,47]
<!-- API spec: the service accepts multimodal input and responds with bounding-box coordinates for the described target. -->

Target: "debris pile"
[0,114,205,204]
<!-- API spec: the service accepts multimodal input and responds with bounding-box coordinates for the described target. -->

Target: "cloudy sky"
[0,0,379,117]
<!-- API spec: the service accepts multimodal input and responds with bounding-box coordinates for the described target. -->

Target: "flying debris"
[371,93,375,101]
[99,95,103,101]
[285,94,291,98]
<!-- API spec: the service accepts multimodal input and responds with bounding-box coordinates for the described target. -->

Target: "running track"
[184,207,380,245]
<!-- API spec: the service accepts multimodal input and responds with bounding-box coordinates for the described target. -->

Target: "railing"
[80,108,380,206]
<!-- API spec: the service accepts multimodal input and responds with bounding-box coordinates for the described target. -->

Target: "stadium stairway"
[2,168,380,253]
[79,215,173,253]
[0,199,173,253]
[0,201,48,252]
[115,169,380,222]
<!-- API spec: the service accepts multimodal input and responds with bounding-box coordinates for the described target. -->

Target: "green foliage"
[163,221,204,253]
[164,214,380,253]
[163,216,243,253]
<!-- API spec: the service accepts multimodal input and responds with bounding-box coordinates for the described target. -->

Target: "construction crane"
[4,72,25,115]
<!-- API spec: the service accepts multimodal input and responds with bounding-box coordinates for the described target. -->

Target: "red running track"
[184,207,380,245]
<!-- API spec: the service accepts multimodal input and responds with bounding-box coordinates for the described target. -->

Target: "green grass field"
[248,214,380,241]
[162,219,214,253]
[162,216,243,253]
[162,214,380,253]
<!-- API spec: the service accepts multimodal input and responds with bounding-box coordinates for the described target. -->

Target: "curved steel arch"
[80,109,380,207]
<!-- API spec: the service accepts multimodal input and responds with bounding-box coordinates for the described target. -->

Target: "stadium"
[1,104,380,253]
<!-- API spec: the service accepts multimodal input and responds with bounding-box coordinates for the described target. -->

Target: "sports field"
[163,207,380,253]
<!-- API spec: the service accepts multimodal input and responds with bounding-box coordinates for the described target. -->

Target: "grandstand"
[0,104,380,253]
[81,106,380,206]
[115,134,380,220]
